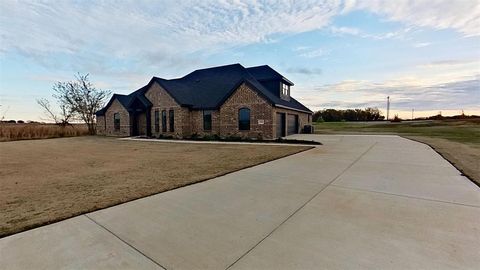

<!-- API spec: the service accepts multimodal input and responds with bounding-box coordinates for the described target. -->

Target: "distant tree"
[40,73,110,135]
[391,114,402,122]
[312,110,322,122]
[364,107,384,121]
[313,107,385,122]
[428,113,444,120]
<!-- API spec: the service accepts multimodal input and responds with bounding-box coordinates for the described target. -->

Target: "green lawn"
[313,119,480,146]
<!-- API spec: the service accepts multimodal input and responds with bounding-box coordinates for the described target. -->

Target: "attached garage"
[276,112,286,138]
[287,114,299,135]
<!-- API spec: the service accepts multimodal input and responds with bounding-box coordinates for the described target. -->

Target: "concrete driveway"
[1,135,479,269]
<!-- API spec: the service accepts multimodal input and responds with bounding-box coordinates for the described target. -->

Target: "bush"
[157,134,173,139]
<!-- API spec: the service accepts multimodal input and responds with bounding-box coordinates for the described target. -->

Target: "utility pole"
[386,96,390,121]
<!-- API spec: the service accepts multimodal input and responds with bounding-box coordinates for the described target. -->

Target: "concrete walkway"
[1,135,479,269]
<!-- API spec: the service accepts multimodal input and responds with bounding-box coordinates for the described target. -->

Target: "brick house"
[96,64,312,139]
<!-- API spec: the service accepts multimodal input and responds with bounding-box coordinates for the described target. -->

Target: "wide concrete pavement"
[1,135,479,269]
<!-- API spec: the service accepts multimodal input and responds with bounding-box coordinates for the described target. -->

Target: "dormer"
[246,65,294,101]
[280,80,292,101]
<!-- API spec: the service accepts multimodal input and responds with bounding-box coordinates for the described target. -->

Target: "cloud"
[1,0,477,72]
[329,25,413,40]
[330,26,361,35]
[418,59,478,68]
[307,74,480,113]
[413,42,431,48]
[0,1,339,70]
[292,46,312,52]
[298,48,328,58]
[286,67,322,75]
[352,0,480,37]
[292,46,329,59]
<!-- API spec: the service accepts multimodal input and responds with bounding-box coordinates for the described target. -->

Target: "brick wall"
[189,110,221,136]
[145,82,189,138]
[103,99,130,136]
[96,115,106,135]
[219,83,274,139]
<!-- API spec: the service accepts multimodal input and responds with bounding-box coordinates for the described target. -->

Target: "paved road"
[1,135,479,269]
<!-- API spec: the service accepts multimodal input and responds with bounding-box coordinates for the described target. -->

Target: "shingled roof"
[246,65,294,85]
[96,64,311,115]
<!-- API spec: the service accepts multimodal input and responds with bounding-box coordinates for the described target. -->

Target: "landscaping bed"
[145,134,322,145]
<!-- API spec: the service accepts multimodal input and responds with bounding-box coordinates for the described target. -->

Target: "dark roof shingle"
[96,63,311,115]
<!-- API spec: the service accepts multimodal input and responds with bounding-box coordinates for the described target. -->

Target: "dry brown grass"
[0,136,310,237]
[0,123,89,142]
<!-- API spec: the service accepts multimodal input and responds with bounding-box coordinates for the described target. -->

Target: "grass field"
[314,119,480,185]
[0,123,88,141]
[0,137,310,237]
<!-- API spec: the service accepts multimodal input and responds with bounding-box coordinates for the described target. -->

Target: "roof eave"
[282,77,294,86]
[274,104,312,114]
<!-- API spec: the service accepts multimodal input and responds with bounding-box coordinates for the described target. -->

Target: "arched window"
[238,108,250,131]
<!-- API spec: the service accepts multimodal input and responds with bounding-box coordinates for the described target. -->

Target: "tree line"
[313,108,385,122]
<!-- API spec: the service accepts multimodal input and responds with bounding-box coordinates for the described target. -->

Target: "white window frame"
[282,83,290,96]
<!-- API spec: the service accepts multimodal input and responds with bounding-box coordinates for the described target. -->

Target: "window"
[282,83,290,96]
[203,110,212,131]
[169,109,174,132]
[154,110,160,132]
[161,110,167,132]
[238,108,250,131]
[113,113,120,131]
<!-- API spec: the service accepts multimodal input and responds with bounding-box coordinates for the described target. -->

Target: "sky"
[0,0,479,121]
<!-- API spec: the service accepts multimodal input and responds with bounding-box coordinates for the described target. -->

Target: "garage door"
[287,114,298,135]
[276,112,285,138]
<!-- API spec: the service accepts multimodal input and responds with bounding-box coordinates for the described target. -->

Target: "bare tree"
[0,104,9,122]
[36,98,74,126]
[52,73,110,135]
[38,73,110,134]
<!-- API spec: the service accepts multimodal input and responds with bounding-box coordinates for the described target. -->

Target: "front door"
[135,112,146,136]
[131,112,147,136]
[131,114,139,136]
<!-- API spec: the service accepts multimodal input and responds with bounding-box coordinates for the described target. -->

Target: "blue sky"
[1,0,479,121]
